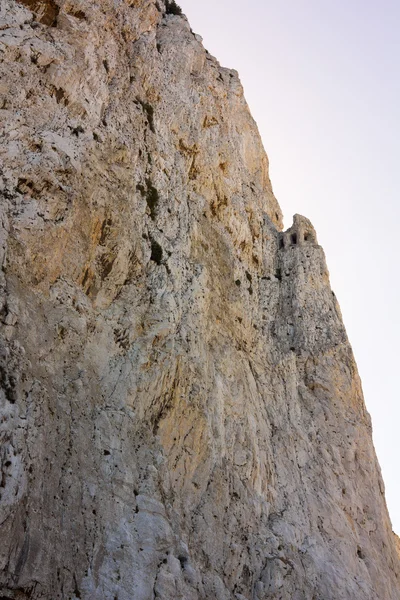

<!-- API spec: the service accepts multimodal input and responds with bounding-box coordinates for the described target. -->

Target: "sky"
[179,0,400,534]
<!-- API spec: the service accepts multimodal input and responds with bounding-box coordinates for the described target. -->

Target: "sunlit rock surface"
[0,1,399,598]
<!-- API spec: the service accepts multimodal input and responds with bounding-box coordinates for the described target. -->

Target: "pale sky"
[179,0,400,534]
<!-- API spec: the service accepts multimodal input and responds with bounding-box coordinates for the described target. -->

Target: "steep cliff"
[0,1,399,599]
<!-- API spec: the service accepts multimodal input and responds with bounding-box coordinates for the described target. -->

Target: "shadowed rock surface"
[0,1,399,598]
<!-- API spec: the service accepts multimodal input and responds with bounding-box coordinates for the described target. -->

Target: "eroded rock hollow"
[0,1,399,598]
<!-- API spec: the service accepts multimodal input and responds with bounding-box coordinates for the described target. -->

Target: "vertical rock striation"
[0,1,399,598]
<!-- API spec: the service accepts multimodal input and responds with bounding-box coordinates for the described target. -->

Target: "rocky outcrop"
[0,1,399,598]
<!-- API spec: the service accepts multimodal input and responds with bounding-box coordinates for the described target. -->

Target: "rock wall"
[0,1,399,598]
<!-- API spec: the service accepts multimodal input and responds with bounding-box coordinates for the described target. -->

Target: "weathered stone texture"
[0,1,399,598]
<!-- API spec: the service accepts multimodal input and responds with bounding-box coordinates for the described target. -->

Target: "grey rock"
[0,0,398,599]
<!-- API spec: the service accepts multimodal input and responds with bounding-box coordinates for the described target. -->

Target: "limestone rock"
[0,0,399,598]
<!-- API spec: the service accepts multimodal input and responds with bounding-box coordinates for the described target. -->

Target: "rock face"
[0,1,399,598]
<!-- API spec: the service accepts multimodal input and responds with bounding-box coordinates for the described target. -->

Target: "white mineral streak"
[0,1,399,598]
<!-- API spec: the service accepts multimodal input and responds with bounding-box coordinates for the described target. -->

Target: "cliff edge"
[0,1,399,598]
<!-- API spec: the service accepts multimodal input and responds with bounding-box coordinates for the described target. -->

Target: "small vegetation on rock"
[165,0,182,16]
[137,180,160,220]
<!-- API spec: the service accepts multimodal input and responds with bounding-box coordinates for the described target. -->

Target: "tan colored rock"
[0,1,399,598]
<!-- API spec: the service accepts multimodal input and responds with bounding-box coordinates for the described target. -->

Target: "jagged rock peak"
[0,1,399,599]
[281,214,318,247]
